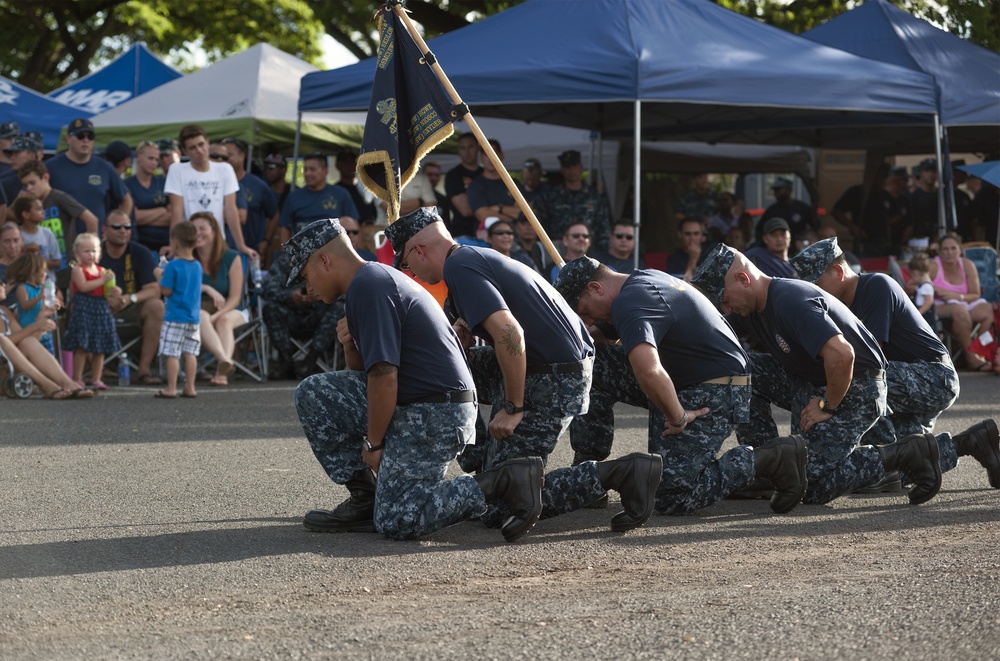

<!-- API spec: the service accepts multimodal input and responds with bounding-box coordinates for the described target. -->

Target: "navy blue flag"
[358,4,457,223]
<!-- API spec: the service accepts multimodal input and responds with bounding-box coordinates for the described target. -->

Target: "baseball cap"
[0,122,20,139]
[157,138,180,154]
[789,237,842,283]
[4,135,40,154]
[558,150,581,167]
[888,166,908,178]
[282,218,345,287]
[553,256,601,312]
[103,140,132,164]
[691,243,739,308]
[264,153,286,166]
[67,118,95,137]
[523,157,542,171]
[918,158,936,172]
[762,217,790,234]
[771,176,793,190]
[385,207,443,269]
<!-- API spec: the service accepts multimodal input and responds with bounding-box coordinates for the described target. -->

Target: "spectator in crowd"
[674,173,717,224]
[0,222,24,305]
[830,167,887,243]
[153,221,202,399]
[443,132,483,239]
[970,179,998,244]
[165,124,256,261]
[421,161,451,227]
[192,212,242,386]
[513,215,551,274]
[928,232,994,371]
[725,225,748,252]
[157,139,181,175]
[707,191,747,242]
[817,224,861,273]
[593,220,644,274]
[332,149,377,225]
[63,232,121,390]
[484,218,537,272]
[2,135,44,219]
[12,194,60,272]
[208,141,248,231]
[8,252,55,354]
[744,217,797,278]
[862,165,911,255]
[758,177,817,247]
[950,160,974,239]
[907,252,938,329]
[341,216,376,262]
[0,122,18,176]
[521,157,549,205]
[100,209,165,385]
[125,140,172,253]
[263,153,290,214]
[278,152,359,242]
[467,139,523,226]
[908,158,940,243]
[45,118,132,234]
[551,222,591,282]
[395,165,438,217]
[535,150,613,252]
[224,137,278,258]
[19,160,97,261]
[665,218,711,280]
[103,141,132,178]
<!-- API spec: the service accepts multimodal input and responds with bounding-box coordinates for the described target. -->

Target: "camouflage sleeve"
[261,252,297,305]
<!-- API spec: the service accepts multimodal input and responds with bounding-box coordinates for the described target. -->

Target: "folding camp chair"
[200,256,268,381]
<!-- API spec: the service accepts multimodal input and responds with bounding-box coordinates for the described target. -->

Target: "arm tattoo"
[499,323,525,357]
[368,362,398,377]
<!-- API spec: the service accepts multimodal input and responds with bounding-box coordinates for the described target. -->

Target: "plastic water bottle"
[250,255,262,288]
[158,255,169,269]
[118,353,130,387]
[43,280,56,309]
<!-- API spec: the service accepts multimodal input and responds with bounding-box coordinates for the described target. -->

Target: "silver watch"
[129,294,138,305]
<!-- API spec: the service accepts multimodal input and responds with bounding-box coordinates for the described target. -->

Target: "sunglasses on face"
[109,223,133,230]
[490,230,515,236]
[614,233,634,240]
[210,153,228,161]
[345,229,360,236]
[265,163,281,170]
[570,233,590,240]
[73,133,96,141]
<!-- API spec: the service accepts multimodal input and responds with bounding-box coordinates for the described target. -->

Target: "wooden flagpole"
[392,4,565,269]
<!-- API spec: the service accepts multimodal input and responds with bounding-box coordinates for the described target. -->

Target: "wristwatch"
[818,397,839,415]
[363,437,385,452]
[129,294,138,305]
[503,400,525,415]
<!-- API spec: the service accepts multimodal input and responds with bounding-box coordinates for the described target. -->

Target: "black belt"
[930,353,952,364]
[860,369,886,380]
[525,359,589,376]
[405,390,476,405]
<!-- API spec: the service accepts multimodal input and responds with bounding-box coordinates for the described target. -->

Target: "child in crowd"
[63,232,121,390]
[12,193,61,272]
[908,252,937,329]
[7,252,56,355]
[154,222,203,399]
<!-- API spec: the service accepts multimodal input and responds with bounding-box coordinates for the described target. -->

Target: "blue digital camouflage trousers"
[737,353,887,504]
[462,346,604,526]
[570,344,756,515]
[862,357,961,480]
[294,370,486,540]
[263,299,344,362]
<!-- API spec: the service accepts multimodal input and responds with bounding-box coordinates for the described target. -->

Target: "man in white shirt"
[164,124,256,259]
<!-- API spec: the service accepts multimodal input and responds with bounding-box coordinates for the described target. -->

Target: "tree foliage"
[0,0,995,93]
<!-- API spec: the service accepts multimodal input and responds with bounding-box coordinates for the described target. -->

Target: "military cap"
[789,237,842,283]
[558,150,581,167]
[282,218,344,287]
[887,166,908,178]
[103,140,132,164]
[0,122,20,139]
[385,207,442,269]
[157,138,180,154]
[553,256,601,312]
[691,243,739,307]
[523,157,542,171]
[4,135,40,153]
[22,130,43,144]
[67,118,95,136]
[771,176,793,190]
[918,157,936,172]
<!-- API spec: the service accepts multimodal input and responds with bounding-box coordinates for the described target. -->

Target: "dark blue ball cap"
[282,218,344,287]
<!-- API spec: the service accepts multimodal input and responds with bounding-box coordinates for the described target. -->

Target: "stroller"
[0,310,36,399]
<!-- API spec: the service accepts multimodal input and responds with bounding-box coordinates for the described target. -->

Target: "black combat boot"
[475,457,544,542]
[952,419,999,489]
[876,433,942,505]
[853,470,903,494]
[596,453,663,532]
[573,451,609,509]
[752,436,808,514]
[303,469,377,532]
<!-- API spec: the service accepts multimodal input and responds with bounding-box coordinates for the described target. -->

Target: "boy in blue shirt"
[155,222,203,398]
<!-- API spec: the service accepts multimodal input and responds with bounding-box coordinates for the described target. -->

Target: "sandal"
[137,373,164,385]
[70,388,95,399]
[218,361,235,377]
[47,388,73,400]
[209,375,229,387]
[154,390,177,399]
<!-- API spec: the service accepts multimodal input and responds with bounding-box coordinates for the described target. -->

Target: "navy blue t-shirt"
[237,172,278,248]
[124,174,170,250]
[744,246,797,279]
[99,241,157,296]
[279,184,360,233]
[44,154,128,231]
[613,270,749,390]
[0,170,16,206]
[852,272,947,363]
[346,263,473,404]
[742,278,886,385]
[467,176,521,213]
[444,246,594,366]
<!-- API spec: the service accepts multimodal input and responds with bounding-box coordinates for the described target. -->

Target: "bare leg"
[90,354,106,385]
[183,353,198,396]
[163,356,179,396]
[73,348,87,383]
[17,336,80,390]
[139,299,165,376]
[0,336,61,396]
[213,310,243,375]
[199,310,227,364]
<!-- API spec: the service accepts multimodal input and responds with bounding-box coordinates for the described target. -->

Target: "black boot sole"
[907,433,942,505]
[853,471,903,494]
[302,509,376,533]
[501,457,544,542]
[610,453,663,532]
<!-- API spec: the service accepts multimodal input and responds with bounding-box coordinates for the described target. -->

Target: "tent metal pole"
[291,112,303,192]
[247,143,254,175]
[633,100,641,271]
[933,113,946,237]
[941,126,959,232]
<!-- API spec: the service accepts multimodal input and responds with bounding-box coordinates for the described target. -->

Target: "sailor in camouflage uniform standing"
[791,238,999,490]
[387,208,662,533]
[554,256,808,515]
[693,244,943,505]
[533,150,614,253]
[287,218,546,542]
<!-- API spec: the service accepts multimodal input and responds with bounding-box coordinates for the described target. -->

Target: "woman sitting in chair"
[929,232,994,371]
[192,212,246,386]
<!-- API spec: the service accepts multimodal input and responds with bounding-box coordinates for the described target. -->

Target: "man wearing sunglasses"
[45,118,132,236]
[99,210,165,385]
[593,220,645,274]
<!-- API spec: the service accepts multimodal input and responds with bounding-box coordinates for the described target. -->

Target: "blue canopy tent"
[48,43,182,114]
[0,75,88,151]
[298,0,940,259]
